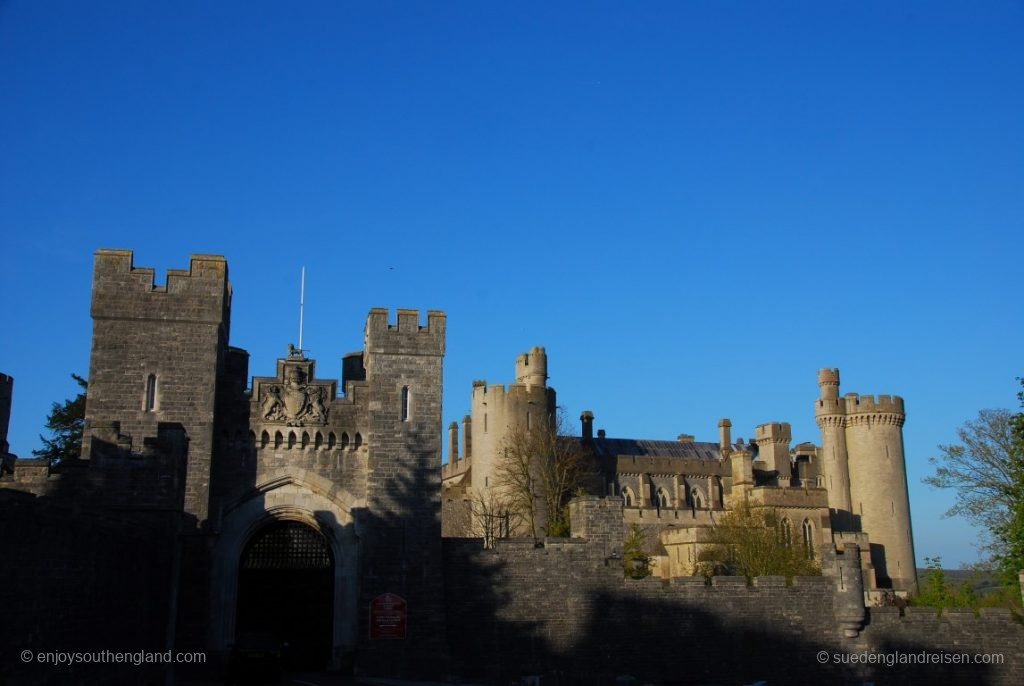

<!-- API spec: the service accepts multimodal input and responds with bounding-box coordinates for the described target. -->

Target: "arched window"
[144,374,157,412]
[274,431,283,449]
[341,432,349,450]
[301,432,310,449]
[780,518,793,547]
[354,432,362,449]
[622,487,635,508]
[691,488,704,510]
[261,431,270,449]
[802,519,814,559]
[314,431,323,450]
[656,488,670,509]
[401,386,411,422]
[287,431,296,449]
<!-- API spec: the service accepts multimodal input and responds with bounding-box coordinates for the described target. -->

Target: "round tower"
[470,348,556,498]
[845,393,917,594]
[814,368,853,531]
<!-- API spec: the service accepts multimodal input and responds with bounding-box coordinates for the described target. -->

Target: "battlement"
[753,421,791,444]
[363,307,445,356]
[814,396,846,418]
[90,250,230,324]
[844,393,905,416]
[471,381,552,403]
[93,249,227,293]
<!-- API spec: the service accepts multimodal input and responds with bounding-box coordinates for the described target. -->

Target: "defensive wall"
[442,497,1024,685]
[0,489,171,685]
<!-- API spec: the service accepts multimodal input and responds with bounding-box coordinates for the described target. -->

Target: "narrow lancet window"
[401,386,411,422]
[145,374,157,412]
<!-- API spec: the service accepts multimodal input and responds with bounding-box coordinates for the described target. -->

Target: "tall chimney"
[580,410,594,441]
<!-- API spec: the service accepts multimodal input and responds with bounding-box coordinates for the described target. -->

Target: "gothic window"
[340,432,349,450]
[261,431,270,449]
[401,386,411,422]
[802,519,814,559]
[301,432,310,449]
[354,432,362,449]
[144,374,157,412]
[656,488,670,509]
[622,487,635,507]
[691,488,704,510]
[328,432,336,450]
[314,432,323,450]
[274,431,283,449]
[780,518,793,547]
[287,431,296,449]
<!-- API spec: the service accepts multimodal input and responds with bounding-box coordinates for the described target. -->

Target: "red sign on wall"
[369,593,407,639]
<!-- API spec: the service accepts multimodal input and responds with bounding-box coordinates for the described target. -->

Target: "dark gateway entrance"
[236,520,334,669]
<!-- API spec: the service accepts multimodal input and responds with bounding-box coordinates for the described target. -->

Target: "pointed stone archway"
[209,473,362,668]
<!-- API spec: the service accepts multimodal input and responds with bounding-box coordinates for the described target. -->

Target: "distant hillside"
[917,567,1002,596]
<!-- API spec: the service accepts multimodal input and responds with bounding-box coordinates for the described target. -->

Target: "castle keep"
[1,250,1021,685]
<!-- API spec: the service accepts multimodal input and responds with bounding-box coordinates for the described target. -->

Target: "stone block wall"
[443,497,1024,685]
[0,490,171,685]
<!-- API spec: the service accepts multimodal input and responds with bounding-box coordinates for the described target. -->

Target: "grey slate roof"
[583,437,722,461]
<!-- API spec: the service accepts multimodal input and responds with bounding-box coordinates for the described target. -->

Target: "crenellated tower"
[84,249,231,522]
[361,307,447,669]
[753,421,793,485]
[844,391,917,593]
[466,346,556,500]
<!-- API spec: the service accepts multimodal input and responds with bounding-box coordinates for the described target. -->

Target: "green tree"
[623,524,653,579]
[911,556,977,610]
[32,374,87,467]
[993,378,1024,586]
[696,502,820,580]
[924,381,1024,590]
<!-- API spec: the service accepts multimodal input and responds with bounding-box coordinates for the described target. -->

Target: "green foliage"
[911,556,978,610]
[994,377,1024,590]
[32,374,87,467]
[924,379,1024,599]
[623,525,652,579]
[696,502,821,580]
[545,505,572,538]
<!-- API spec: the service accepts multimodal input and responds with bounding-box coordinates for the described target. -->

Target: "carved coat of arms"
[260,369,328,426]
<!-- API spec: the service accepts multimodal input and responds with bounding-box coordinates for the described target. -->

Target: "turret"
[753,422,792,485]
[514,346,548,388]
[814,368,853,530]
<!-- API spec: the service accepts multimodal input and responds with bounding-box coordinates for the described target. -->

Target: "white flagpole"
[298,266,305,353]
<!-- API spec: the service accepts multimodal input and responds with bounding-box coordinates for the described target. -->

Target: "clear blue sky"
[1,1,1021,568]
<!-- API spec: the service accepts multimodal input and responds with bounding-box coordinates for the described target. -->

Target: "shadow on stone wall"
[0,445,182,685]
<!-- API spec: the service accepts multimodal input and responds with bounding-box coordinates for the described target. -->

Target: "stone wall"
[0,490,171,685]
[443,497,1024,685]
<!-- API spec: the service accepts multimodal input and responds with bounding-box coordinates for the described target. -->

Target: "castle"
[1,250,1020,685]
[441,346,918,597]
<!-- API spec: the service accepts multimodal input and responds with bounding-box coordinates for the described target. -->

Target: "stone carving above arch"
[252,356,337,428]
